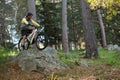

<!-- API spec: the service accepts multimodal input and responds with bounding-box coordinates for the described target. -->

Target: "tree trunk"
[71,2,77,50]
[0,1,6,47]
[52,0,55,3]
[62,0,69,53]
[97,9,107,48]
[80,0,98,58]
[0,26,6,47]
[28,0,37,20]
[28,0,37,49]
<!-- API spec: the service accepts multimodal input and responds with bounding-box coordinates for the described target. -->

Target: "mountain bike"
[18,26,48,51]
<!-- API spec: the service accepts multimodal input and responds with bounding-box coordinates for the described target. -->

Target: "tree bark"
[97,9,107,48]
[28,0,37,49]
[80,0,98,58]
[52,0,55,3]
[62,0,69,53]
[28,0,37,20]
[0,1,6,47]
[0,26,6,47]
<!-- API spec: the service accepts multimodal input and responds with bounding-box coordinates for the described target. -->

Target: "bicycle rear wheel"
[18,37,30,51]
[36,33,48,50]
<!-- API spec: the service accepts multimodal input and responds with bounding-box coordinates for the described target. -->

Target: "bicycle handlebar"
[28,24,44,32]
[38,27,44,32]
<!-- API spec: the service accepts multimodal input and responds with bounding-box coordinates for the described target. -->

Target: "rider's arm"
[31,19,40,27]
[21,18,29,25]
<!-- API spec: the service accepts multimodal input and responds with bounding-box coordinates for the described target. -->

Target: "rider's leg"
[21,29,27,49]
[22,35,26,45]
[21,35,26,49]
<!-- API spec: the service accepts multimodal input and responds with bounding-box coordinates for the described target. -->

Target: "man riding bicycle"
[21,12,40,49]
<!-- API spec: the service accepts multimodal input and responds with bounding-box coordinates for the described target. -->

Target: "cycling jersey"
[20,17,40,36]
[21,17,40,28]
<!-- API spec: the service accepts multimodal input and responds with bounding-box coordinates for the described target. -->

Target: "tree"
[97,9,107,48]
[28,0,37,20]
[80,0,98,58]
[87,0,120,20]
[86,0,120,46]
[67,0,83,50]
[37,1,62,49]
[62,0,69,53]
[0,0,14,48]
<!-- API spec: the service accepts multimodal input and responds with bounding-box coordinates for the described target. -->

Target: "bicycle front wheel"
[18,37,30,51]
[36,33,48,50]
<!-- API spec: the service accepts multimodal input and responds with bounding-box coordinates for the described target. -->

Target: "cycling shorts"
[21,29,32,36]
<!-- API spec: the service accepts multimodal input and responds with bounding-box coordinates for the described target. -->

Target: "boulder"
[117,47,120,51]
[75,61,89,67]
[114,44,119,49]
[12,47,68,73]
[107,44,114,50]
[107,44,119,51]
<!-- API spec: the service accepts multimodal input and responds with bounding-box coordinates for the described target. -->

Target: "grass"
[58,47,120,68]
[89,47,120,67]
[98,48,120,67]
[0,47,19,71]
[0,48,18,57]
[58,50,82,68]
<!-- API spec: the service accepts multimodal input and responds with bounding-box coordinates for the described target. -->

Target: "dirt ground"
[1,61,120,80]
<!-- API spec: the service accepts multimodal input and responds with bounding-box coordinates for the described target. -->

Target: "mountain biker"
[20,12,40,49]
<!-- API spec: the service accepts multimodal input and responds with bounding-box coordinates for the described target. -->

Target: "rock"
[107,44,119,51]
[114,44,119,49]
[12,47,68,73]
[117,47,120,51]
[107,44,114,50]
[75,61,88,67]
[43,47,58,59]
[19,57,37,72]
[79,61,89,67]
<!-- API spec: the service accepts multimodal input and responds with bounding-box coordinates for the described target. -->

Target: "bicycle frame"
[18,27,47,51]
[27,29,37,44]
[27,27,44,44]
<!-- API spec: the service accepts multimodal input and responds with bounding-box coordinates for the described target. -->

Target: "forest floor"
[1,48,120,80]
[0,59,120,80]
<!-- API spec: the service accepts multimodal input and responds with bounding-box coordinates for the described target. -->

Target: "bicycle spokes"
[18,38,30,51]
[36,34,48,50]
[37,36,45,48]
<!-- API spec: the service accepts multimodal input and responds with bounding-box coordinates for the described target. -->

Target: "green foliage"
[67,0,83,43]
[36,1,62,46]
[86,0,120,20]
[102,13,120,45]
[36,0,83,49]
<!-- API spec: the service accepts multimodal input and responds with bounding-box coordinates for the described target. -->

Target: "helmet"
[26,12,33,17]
